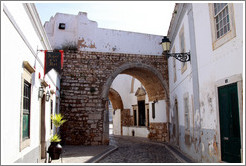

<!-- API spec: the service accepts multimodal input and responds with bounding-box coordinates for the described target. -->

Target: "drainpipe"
[187,3,202,162]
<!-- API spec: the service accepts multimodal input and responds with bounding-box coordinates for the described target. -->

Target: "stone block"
[94,137,101,141]
[88,114,101,120]
[91,124,97,128]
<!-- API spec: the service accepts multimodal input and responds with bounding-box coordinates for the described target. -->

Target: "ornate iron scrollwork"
[167,52,191,62]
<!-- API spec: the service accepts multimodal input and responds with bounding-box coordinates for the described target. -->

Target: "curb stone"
[85,145,119,163]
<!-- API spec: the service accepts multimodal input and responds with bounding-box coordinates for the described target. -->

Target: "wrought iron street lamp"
[161,36,190,62]
[38,87,44,99]
[46,90,50,101]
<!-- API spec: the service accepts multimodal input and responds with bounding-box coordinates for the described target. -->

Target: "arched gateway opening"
[60,51,169,145]
[102,63,169,144]
[108,88,123,136]
[108,88,123,111]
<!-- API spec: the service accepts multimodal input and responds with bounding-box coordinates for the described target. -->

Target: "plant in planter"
[48,113,67,160]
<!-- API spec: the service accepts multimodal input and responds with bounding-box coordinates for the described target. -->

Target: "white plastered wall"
[44,12,163,55]
[2,3,60,163]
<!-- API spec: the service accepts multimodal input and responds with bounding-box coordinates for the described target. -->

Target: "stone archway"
[108,88,123,110]
[102,62,169,102]
[101,62,169,144]
[60,51,169,145]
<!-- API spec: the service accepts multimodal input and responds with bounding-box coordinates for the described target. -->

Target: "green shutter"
[22,114,29,139]
[22,80,31,140]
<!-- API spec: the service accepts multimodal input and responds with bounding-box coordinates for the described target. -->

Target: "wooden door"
[218,83,241,163]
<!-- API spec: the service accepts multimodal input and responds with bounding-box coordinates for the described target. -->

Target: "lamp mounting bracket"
[166,52,191,62]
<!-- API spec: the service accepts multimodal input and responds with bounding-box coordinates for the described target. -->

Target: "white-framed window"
[209,3,236,50]
[22,80,31,140]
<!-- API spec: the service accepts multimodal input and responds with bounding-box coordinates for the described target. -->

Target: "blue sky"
[35,1,175,36]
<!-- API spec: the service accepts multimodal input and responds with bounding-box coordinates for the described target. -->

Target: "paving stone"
[98,135,182,163]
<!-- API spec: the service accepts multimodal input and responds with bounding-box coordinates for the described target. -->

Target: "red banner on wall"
[44,50,64,75]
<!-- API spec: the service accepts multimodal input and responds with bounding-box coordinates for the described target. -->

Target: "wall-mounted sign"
[44,50,63,75]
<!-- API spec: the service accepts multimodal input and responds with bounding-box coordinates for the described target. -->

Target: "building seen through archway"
[107,73,169,139]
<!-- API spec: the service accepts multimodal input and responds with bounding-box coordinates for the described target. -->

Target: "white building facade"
[2,3,60,163]
[167,3,244,163]
[110,74,167,138]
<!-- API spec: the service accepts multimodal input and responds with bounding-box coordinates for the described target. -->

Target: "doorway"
[40,95,46,159]
[138,100,145,126]
[218,83,241,163]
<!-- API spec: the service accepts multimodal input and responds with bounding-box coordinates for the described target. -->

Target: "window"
[59,23,65,30]
[179,25,187,73]
[214,3,230,39]
[209,3,236,50]
[20,61,35,150]
[152,102,155,119]
[184,96,190,132]
[22,81,31,140]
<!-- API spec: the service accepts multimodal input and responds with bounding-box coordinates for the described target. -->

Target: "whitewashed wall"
[149,100,167,123]
[193,3,243,128]
[168,6,194,148]
[192,3,244,162]
[123,127,150,137]
[44,12,163,55]
[110,74,133,109]
[2,3,59,164]
[167,3,244,163]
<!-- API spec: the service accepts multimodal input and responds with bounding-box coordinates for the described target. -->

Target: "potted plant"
[48,113,67,160]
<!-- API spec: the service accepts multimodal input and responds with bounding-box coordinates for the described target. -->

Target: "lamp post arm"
[167,52,191,62]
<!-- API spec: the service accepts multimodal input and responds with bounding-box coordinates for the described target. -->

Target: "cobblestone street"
[98,135,183,163]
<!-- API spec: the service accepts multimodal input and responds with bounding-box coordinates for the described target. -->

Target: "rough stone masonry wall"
[148,123,169,142]
[60,50,168,145]
[121,109,133,127]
